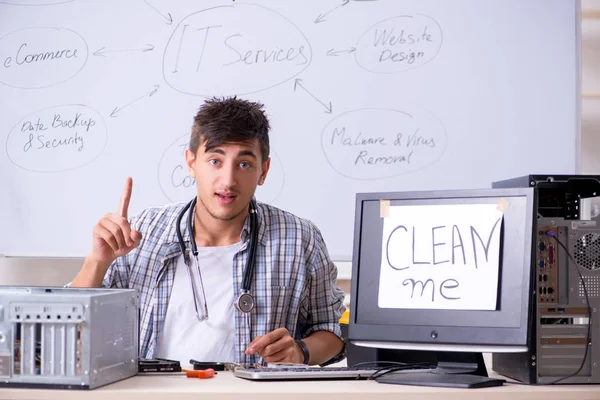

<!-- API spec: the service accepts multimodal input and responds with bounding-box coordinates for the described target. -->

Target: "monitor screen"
[348,187,535,356]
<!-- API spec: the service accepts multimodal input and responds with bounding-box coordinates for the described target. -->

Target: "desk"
[0,372,599,400]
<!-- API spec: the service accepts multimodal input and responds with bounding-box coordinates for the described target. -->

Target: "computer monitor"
[347,187,535,388]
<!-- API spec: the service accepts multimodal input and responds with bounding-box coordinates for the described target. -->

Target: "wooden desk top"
[1,372,599,400]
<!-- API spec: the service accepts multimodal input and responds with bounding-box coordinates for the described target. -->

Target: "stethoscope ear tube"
[176,199,193,256]
[186,197,199,256]
[241,200,258,293]
[236,199,258,313]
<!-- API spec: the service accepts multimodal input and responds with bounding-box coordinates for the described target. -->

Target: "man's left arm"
[246,224,346,365]
[297,222,347,365]
[246,222,346,365]
[245,327,342,365]
[297,330,344,365]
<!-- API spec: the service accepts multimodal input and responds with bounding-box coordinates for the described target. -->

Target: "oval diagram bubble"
[158,133,285,204]
[0,27,88,88]
[6,104,107,172]
[355,15,442,74]
[163,4,312,96]
[321,108,447,180]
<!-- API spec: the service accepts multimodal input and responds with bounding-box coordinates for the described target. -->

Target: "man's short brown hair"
[190,96,270,161]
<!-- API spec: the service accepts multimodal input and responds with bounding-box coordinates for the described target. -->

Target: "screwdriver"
[183,368,215,379]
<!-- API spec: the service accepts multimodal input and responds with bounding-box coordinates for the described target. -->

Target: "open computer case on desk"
[492,174,600,384]
[0,286,139,389]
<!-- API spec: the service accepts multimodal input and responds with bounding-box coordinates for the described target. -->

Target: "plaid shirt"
[101,200,346,365]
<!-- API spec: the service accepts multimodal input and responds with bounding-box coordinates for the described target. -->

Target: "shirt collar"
[161,201,192,260]
[241,198,267,247]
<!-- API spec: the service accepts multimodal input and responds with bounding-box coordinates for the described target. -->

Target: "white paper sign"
[378,203,504,310]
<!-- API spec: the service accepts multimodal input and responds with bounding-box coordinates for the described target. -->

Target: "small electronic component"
[138,358,182,373]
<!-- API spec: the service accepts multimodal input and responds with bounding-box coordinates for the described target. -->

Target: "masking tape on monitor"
[496,197,510,213]
[380,200,390,218]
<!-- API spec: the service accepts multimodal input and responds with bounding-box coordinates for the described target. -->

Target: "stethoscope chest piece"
[236,292,255,313]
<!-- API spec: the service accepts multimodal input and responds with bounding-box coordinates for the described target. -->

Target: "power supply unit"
[0,286,139,389]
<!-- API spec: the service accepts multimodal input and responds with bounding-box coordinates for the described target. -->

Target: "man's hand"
[71,177,143,288]
[245,328,304,364]
[89,177,142,264]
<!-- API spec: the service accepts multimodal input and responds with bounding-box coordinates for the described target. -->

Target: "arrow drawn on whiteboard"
[315,0,349,23]
[326,47,356,56]
[315,0,379,23]
[93,44,155,57]
[144,0,173,25]
[294,79,332,114]
[110,85,160,118]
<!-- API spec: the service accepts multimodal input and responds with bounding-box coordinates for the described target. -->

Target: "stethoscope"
[175,197,259,317]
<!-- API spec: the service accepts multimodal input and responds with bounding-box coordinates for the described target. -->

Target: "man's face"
[185,140,270,222]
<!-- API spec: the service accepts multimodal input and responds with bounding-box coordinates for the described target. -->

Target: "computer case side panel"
[491,177,539,383]
[492,175,534,190]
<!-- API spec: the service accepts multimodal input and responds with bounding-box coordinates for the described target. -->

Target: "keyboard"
[233,366,380,381]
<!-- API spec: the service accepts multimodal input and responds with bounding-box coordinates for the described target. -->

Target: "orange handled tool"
[184,368,215,379]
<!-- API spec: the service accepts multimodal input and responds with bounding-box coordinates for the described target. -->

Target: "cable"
[538,229,592,385]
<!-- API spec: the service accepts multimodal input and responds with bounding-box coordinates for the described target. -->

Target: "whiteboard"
[0,0,580,259]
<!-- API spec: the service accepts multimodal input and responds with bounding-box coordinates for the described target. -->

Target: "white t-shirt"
[154,241,243,363]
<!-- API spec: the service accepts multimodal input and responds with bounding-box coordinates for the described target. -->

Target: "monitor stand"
[376,352,506,389]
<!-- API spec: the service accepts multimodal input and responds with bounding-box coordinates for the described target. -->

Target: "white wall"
[0,254,352,286]
[1,2,597,289]
[0,255,81,286]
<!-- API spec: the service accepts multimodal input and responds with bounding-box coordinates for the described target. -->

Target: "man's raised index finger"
[118,177,133,218]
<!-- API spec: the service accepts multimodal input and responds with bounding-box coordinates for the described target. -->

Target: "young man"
[70,96,346,367]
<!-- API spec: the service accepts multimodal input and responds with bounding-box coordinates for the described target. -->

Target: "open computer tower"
[492,175,599,384]
[0,286,139,389]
